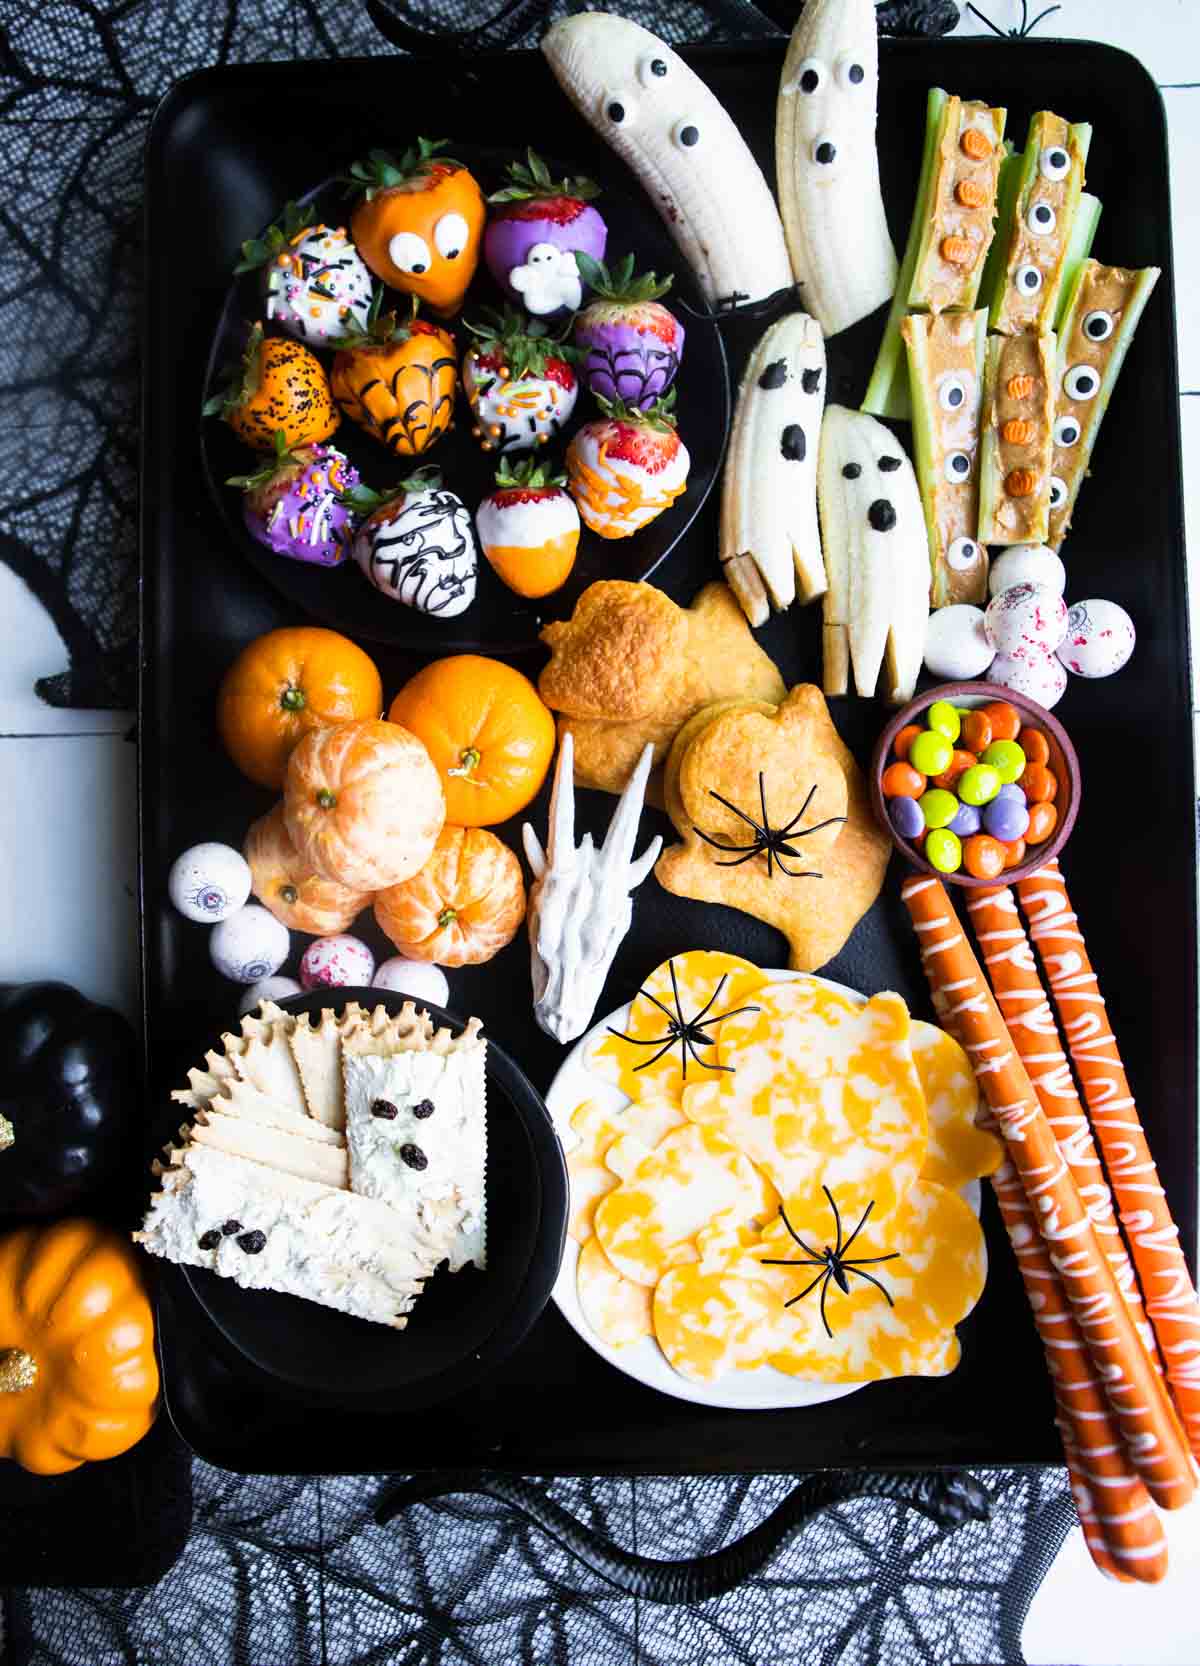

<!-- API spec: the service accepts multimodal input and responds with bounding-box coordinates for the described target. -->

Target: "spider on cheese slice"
[587,950,768,1108]
[756,1179,986,1382]
[910,1021,1002,1192]
[566,1095,689,1244]
[682,979,928,1238]
[576,1235,654,1348]
[653,1211,787,1383]
[593,1122,778,1288]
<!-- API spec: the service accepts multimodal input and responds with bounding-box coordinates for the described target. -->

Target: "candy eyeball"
[638,54,670,86]
[938,374,969,412]
[985,581,1069,656]
[1082,309,1114,342]
[239,975,303,1017]
[1015,263,1043,297]
[988,544,1066,598]
[388,232,432,276]
[373,956,450,1008]
[1026,200,1056,235]
[987,648,1067,709]
[924,604,996,681]
[1063,364,1101,401]
[671,119,700,148]
[1055,598,1136,679]
[169,842,252,924]
[946,535,982,573]
[943,450,972,484]
[1039,145,1071,181]
[1053,414,1082,448]
[300,934,376,990]
[790,57,825,95]
[210,905,290,984]
[1048,476,1069,511]
[434,213,468,260]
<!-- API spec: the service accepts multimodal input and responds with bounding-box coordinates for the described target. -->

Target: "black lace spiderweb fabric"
[6,1465,1071,1665]
[2,0,1075,1660]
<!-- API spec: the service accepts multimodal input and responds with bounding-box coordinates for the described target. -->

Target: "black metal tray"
[140,35,1195,1475]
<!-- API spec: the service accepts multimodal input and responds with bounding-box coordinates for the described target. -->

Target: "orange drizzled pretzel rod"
[1017,859,1200,1458]
[901,875,1195,1511]
[916,919,1168,1581]
[964,884,1159,1366]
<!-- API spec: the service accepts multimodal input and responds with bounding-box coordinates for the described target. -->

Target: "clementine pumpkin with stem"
[0,1219,159,1475]
[284,718,445,892]
[217,626,383,790]
[244,803,372,935]
[375,826,526,966]
[347,138,485,316]
[388,654,556,826]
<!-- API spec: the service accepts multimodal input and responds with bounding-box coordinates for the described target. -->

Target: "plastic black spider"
[693,776,846,879]
[606,959,760,1079]
[761,1188,900,1339]
[966,0,1061,38]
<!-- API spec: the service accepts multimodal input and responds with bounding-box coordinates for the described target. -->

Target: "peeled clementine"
[388,655,555,826]
[216,626,383,789]
[375,826,526,967]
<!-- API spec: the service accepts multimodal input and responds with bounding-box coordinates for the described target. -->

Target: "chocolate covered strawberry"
[565,391,689,540]
[230,431,359,567]
[476,457,580,599]
[484,150,607,317]
[462,306,579,455]
[573,254,684,409]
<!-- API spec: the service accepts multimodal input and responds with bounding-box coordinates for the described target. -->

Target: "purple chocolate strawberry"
[572,253,685,410]
[484,149,607,318]
[230,432,359,567]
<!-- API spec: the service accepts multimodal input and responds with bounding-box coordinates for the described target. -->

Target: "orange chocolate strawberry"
[331,298,457,457]
[347,138,485,316]
[204,322,339,450]
[476,457,580,598]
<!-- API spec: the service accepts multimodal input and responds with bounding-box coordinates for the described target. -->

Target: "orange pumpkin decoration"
[331,304,457,457]
[387,654,556,827]
[0,1219,159,1475]
[375,826,526,966]
[348,138,485,315]
[204,322,339,450]
[244,803,372,934]
[217,626,384,790]
[284,718,445,891]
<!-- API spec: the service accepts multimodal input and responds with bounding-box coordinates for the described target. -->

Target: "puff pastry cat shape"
[537,579,786,800]
[655,685,889,971]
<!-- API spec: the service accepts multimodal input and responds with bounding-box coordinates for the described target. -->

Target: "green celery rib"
[905,311,987,604]
[1055,193,1102,332]
[862,87,948,421]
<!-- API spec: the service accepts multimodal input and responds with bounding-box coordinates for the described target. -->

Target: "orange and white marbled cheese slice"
[910,1020,1002,1191]
[576,1235,654,1348]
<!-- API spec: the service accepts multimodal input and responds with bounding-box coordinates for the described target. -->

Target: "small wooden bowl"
[869,681,1080,888]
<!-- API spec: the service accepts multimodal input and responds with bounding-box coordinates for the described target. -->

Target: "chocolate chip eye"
[878,455,901,472]
[868,499,897,532]
[800,366,822,395]
[237,1230,267,1255]
[607,101,625,123]
[400,1143,428,1171]
[758,358,787,390]
[1083,309,1114,342]
[812,139,837,166]
[412,1098,435,1119]
[1054,415,1081,447]
[198,1229,221,1250]
[371,1097,399,1120]
[1064,364,1100,401]
[651,58,667,75]
[944,450,972,483]
[842,462,861,480]
[780,424,806,461]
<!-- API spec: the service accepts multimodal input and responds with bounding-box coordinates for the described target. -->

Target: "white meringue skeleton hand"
[522,736,661,1044]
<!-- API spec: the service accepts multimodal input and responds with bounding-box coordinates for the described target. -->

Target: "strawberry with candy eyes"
[229,431,360,567]
[234,202,374,346]
[565,391,690,540]
[573,253,685,409]
[461,306,579,455]
[476,457,580,598]
[484,149,608,317]
[346,138,485,317]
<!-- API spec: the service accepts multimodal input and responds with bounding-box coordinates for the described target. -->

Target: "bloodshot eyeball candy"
[984,582,1068,657]
[210,905,290,983]
[168,843,252,923]
[1056,599,1136,679]
[880,698,1064,876]
[300,935,376,990]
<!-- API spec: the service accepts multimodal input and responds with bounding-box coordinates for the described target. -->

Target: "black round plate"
[200,146,730,655]
[181,988,568,1407]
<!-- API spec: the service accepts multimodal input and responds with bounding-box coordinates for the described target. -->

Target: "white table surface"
[0,2,1197,1655]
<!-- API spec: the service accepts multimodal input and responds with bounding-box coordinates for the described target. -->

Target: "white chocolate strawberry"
[565,392,689,540]
[476,458,580,599]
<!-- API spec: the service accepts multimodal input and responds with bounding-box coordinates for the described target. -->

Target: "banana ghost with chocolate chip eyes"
[775,0,897,336]
[719,312,827,627]
[817,406,930,704]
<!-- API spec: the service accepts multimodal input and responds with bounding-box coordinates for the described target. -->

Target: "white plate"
[546,969,982,1412]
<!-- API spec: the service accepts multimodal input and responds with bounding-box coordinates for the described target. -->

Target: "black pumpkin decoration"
[0,982,137,1219]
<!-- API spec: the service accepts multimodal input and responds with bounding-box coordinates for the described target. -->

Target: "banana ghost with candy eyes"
[541,13,792,310]
[775,0,897,336]
[719,312,828,627]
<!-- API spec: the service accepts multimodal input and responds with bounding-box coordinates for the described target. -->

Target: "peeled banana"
[719,313,827,627]
[775,0,897,337]
[541,13,793,310]
[818,406,930,706]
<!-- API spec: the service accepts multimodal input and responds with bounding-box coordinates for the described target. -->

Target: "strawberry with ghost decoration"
[484,149,608,316]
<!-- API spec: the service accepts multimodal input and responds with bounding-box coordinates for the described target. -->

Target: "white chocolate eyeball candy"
[987,545,1066,598]
[986,648,1068,709]
[238,975,303,1016]
[169,842,252,923]
[984,582,1068,656]
[1056,598,1136,679]
[924,605,996,681]
[210,905,291,983]
[300,934,376,990]
[372,956,450,1008]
